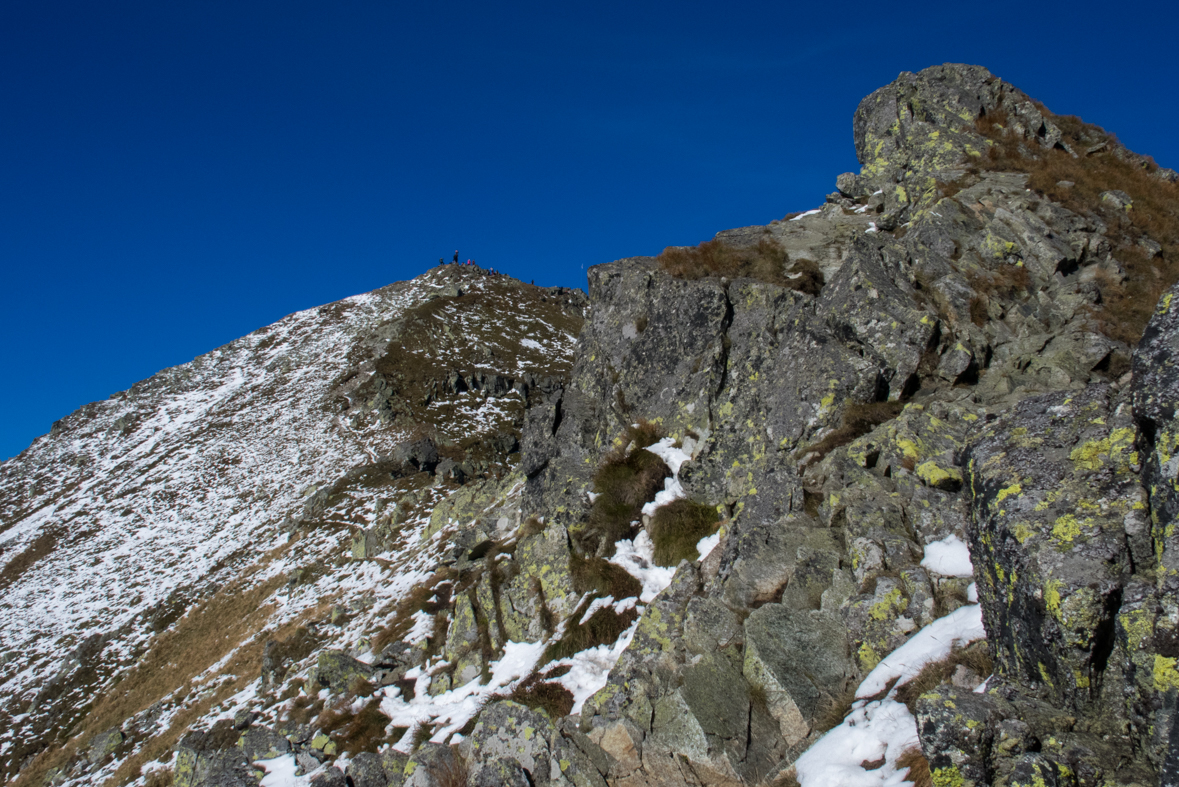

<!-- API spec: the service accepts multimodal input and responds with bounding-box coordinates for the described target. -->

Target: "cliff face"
[2,64,1178,787]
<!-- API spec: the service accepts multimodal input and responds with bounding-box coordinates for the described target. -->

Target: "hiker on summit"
[453,250,459,264]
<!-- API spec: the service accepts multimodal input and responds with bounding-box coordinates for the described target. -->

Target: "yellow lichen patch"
[869,588,907,621]
[916,461,963,489]
[995,483,1022,504]
[1069,428,1135,471]
[1154,655,1179,692]
[1013,521,1036,544]
[1045,580,1063,619]
[1052,514,1083,543]
[858,642,881,671]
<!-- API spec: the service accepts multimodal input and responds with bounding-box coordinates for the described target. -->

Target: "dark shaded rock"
[345,752,388,787]
[312,649,374,693]
[310,765,346,787]
[742,603,852,746]
[394,438,440,474]
[237,726,289,762]
[965,385,1143,715]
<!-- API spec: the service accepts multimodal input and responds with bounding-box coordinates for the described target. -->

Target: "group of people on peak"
[439,250,507,278]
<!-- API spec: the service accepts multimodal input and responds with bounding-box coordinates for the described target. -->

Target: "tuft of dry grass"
[896,747,932,787]
[427,753,470,787]
[503,674,576,720]
[647,499,719,567]
[974,106,1179,345]
[795,401,904,464]
[545,602,639,663]
[143,768,174,787]
[568,552,644,598]
[658,238,825,294]
[314,698,390,756]
[893,643,993,712]
[571,421,669,557]
[811,683,859,734]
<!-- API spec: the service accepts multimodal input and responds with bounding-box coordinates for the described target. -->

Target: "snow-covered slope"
[0,266,583,783]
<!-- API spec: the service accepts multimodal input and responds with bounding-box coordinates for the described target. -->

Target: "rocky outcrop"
[6,64,1179,787]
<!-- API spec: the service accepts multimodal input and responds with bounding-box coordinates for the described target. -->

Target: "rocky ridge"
[2,63,1179,787]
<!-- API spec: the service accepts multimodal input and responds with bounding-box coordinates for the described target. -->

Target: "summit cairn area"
[2,64,1179,787]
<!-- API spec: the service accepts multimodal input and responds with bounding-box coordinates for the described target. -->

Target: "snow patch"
[609,531,675,603]
[921,534,974,578]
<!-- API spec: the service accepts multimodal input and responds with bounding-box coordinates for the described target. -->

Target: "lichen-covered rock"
[742,603,852,746]
[465,701,557,785]
[915,685,1004,787]
[345,751,389,787]
[1133,282,1179,592]
[311,649,375,693]
[237,725,289,761]
[966,384,1144,713]
[714,514,841,609]
[174,727,256,787]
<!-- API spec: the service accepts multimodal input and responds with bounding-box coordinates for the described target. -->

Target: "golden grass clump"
[795,401,904,464]
[545,603,640,663]
[647,499,720,567]
[893,643,994,712]
[658,239,825,294]
[896,747,932,787]
[571,421,668,557]
[974,107,1179,345]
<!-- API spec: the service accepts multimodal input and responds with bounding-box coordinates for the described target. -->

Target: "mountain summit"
[3,64,1178,787]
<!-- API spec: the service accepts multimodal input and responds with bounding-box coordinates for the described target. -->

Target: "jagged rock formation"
[2,63,1178,787]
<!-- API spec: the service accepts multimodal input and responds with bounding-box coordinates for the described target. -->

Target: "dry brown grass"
[0,528,59,593]
[795,401,904,464]
[12,568,296,787]
[893,643,993,712]
[974,107,1179,345]
[370,569,455,656]
[143,767,174,787]
[502,673,576,719]
[658,239,826,294]
[571,421,669,557]
[568,552,644,598]
[647,499,719,567]
[545,603,639,663]
[967,265,1032,327]
[812,683,859,734]
[427,753,470,787]
[315,698,390,755]
[896,747,932,787]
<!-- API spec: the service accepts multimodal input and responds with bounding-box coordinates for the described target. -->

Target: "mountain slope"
[4,63,1179,787]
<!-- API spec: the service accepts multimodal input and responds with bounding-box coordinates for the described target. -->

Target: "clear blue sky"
[2,1,1176,460]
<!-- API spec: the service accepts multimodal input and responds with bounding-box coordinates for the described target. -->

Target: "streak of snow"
[856,604,986,699]
[609,531,674,603]
[552,618,641,714]
[381,640,546,749]
[257,754,314,787]
[796,603,987,786]
[520,338,543,350]
[791,209,822,221]
[696,532,721,560]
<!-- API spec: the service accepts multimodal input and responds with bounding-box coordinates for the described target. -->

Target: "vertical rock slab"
[965,385,1145,715]
[741,603,852,746]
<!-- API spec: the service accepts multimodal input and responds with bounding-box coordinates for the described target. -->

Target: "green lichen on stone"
[1154,655,1179,691]
[1069,427,1135,471]
[917,460,963,489]
[931,765,967,787]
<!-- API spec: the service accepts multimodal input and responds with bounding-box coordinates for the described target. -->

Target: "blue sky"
[2,1,1176,460]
